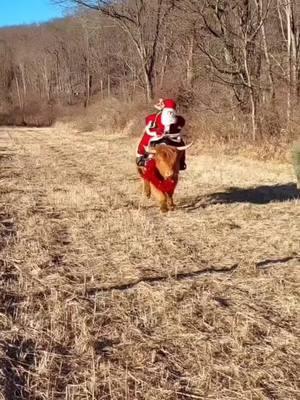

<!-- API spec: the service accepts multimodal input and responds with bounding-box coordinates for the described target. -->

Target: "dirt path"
[0,126,299,400]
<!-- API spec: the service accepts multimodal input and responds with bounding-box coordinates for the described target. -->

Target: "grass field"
[0,125,299,400]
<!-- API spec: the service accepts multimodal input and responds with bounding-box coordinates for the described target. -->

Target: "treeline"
[0,0,299,139]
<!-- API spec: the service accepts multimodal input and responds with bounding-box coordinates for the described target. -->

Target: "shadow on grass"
[180,183,300,212]
[256,256,300,269]
[0,338,36,400]
[81,263,239,295]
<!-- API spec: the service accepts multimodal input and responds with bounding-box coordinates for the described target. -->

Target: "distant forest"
[0,0,299,139]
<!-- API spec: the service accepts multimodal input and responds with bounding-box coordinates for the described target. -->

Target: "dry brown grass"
[0,125,299,400]
[0,101,56,128]
[186,111,297,163]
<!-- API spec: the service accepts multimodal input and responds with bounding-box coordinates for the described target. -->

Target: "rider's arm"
[145,121,161,136]
[145,114,164,136]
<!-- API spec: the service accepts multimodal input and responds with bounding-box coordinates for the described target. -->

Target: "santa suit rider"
[136,98,187,170]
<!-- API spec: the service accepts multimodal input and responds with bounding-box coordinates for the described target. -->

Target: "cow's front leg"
[166,194,175,211]
[150,184,168,213]
[159,196,168,213]
[143,180,151,198]
[157,191,168,213]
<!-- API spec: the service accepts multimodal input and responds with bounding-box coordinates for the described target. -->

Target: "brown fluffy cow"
[138,143,192,212]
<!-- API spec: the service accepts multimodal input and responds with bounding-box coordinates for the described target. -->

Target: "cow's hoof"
[167,199,176,211]
[160,206,168,213]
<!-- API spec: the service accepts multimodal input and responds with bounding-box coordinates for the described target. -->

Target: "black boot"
[136,155,149,167]
[180,151,187,170]
[180,161,187,170]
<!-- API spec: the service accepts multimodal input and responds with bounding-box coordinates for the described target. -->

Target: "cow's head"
[146,143,193,179]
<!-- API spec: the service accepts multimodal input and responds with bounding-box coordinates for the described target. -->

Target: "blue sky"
[0,1,66,27]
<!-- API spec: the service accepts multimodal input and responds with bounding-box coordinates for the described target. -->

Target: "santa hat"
[163,99,177,110]
[154,98,177,111]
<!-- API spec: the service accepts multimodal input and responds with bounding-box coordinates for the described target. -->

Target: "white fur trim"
[165,133,182,140]
[145,121,156,136]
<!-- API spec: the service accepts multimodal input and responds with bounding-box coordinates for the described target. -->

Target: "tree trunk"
[297,68,300,100]
[107,74,111,97]
[100,79,104,99]
[186,35,194,89]
[290,1,299,103]
[15,74,22,110]
[159,54,168,89]
[277,0,286,40]
[144,68,154,103]
[243,45,258,140]
[84,55,90,108]
[286,0,292,132]
[83,24,91,108]
[257,0,275,102]
[19,63,27,104]
[43,59,50,101]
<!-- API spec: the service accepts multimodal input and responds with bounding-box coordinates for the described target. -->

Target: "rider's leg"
[177,138,187,170]
[136,155,148,167]
[136,133,153,166]
[180,151,187,170]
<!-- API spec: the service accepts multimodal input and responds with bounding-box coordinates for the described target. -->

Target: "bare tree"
[0,39,14,108]
[281,0,299,130]
[57,0,177,101]
[184,0,274,139]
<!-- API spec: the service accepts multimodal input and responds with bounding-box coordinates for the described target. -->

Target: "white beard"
[161,108,177,131]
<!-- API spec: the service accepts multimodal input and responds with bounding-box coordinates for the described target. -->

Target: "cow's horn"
[175,142,193,151]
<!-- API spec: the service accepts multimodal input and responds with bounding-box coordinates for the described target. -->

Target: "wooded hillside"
[1,0,299,140]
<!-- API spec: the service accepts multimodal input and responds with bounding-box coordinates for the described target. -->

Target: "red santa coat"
[142,159,178,195]
[136,112,186,156]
